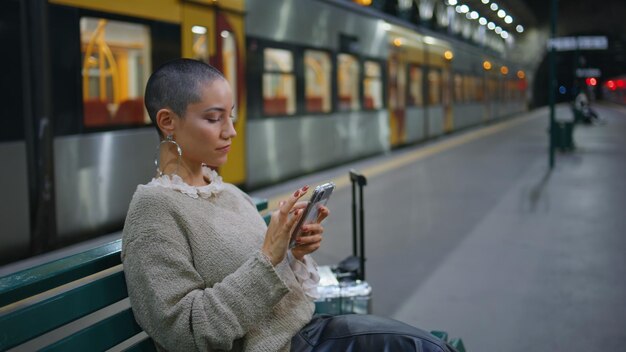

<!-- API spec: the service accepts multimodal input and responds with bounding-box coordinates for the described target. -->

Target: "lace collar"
[143,166,225,199]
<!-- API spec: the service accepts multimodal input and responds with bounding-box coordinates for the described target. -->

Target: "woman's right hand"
[262,186,309,266]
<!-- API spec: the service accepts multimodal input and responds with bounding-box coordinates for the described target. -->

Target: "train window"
[191,25,209,63]
[337,54,360,111]
[454,74,464,103]
[428,69,441,105]
[408,65,423,107]
[304,50,332,113]
[463,75,473,102]
[388,56,406,110]
[221,31,237,119]
[363,61,383,110]
[475,76,485,102]
[263,48,295,115]
[487,78,497,101]
[80,17,151,128]
[442,70,451,106]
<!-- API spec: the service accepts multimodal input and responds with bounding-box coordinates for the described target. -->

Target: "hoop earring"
[154,134,182,177]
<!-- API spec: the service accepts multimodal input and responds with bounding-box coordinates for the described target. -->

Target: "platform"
[251,103,626,352]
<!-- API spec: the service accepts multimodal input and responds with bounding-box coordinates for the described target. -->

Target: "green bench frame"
[0,198,267,351]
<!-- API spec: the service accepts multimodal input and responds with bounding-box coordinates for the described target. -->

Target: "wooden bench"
[0,198,268,351]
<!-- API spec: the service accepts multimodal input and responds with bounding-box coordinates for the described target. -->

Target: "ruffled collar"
[143,166,224,199]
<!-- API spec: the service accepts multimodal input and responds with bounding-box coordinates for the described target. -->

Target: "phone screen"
[289,182,335,249]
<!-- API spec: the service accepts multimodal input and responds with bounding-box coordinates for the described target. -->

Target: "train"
[0,0,529,264]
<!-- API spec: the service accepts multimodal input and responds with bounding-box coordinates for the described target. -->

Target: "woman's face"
[174,78,236,168]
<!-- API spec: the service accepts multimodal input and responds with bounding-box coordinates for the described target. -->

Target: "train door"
[481,73,489,121]
[388,51,407,146]
[442,65,453,132]
[181,2,246,184]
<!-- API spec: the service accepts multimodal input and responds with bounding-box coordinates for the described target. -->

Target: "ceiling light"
[495,26,502,34]
[448,0,458,5]
[516,25,524,33]
[497,9,506,18]
[423,36,436,44]
[481,0,489,3]
[490,3,498,11]
[191,26,207,35]
[460,4,469,13]
[479,17,487,25]
[487,22,496,30]
[504,15,513,24]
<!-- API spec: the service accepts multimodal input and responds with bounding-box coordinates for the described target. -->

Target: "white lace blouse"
[145,167,320,300]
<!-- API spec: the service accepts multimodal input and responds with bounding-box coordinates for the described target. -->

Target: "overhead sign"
[547,36,608,51]
[576,68,602,78]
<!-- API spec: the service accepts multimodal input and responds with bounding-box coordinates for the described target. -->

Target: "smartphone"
[289,182,335,249]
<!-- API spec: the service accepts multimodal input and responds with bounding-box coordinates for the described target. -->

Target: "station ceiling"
[515,0,625,38]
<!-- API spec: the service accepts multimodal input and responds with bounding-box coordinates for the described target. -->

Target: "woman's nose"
[222,118,237,139]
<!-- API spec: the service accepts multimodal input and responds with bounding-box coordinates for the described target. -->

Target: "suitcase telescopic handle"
[349,169,367,280]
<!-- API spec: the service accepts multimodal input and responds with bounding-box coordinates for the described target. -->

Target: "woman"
[122,59,456,352]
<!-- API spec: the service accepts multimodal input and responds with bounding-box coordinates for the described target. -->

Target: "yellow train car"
[51,0,247,184]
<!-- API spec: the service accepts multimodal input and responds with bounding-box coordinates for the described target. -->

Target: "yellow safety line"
[266,114,540,211]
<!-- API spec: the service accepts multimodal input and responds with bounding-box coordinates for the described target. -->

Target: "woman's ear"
[156,108,177,136]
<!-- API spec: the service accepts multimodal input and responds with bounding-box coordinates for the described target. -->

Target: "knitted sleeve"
[121,190,290,352]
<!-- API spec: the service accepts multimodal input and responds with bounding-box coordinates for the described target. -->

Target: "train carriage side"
[0,0,247,263]
[483,58,528,121]
[386,27,428,147]
[245,0,390,189]
[423,38,453,138]
[449,47,488,129]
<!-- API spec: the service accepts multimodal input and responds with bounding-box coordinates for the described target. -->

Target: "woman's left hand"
[291,205,330,261]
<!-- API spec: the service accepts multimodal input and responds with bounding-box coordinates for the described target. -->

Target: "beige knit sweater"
[122,180,314,352]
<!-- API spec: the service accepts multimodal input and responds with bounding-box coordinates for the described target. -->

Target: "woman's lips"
[216,145,231,153]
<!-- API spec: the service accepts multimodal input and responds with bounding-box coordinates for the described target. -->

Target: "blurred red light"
[589,78,597,86]
[617,80,625,88]
[606,80,615,89]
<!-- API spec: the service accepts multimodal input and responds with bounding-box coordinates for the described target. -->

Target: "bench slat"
[0,240,122,306]
[41,308,144,352]
[0,270,127,350]
[126,336,158,352]
[0,198,267,308]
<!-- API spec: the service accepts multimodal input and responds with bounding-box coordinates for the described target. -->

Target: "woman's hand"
[291,205,330,261]
[262,186,309,266]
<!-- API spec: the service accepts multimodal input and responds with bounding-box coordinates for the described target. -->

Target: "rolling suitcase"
[315,169,372,315]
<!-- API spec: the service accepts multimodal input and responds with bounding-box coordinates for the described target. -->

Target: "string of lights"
[448,0,524,41]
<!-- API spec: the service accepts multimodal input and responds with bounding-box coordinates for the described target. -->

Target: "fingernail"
[302,185,309,191]
[293,190,300,197]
